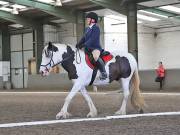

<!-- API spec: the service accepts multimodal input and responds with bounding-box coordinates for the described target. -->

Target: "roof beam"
[83,6,103,12]
[88,0,154,15]
[138,5,180,18]
[136,0,154,3]
[4,0,79,23]
[0,10,41,29]
[144,8,177,17]
[141,7,180,22]
[89,0,127,15]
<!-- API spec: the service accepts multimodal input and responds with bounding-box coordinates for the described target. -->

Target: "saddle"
[85,48,113,69]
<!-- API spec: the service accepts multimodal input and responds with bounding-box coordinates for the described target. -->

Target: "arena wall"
[27,69,180,91]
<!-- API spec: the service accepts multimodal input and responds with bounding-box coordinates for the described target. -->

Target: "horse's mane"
[47,43,77,51]
[44,42,129,57]
[50,43,86,57]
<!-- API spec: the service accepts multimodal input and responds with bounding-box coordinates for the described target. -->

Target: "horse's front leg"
[80,87,97,118]
[93,85,98,92]
[56,83,82,119]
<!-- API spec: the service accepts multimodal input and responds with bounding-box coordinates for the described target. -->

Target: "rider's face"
[86,18,91,25]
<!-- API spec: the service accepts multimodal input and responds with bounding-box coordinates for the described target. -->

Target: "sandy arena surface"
[0,91,180,135]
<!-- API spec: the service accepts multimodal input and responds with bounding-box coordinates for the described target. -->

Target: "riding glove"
[76,43,85,49]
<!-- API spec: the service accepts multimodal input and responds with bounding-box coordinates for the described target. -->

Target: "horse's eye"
[45,50,48,57]
[48,52,52,58]
[45,50,52,58]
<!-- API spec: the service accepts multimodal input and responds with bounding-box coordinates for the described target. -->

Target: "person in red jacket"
[155,61,165,90]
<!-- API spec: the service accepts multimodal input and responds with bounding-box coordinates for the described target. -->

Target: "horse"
[40,42,145,119]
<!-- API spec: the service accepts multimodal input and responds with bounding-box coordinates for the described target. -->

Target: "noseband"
[40,49,55,72]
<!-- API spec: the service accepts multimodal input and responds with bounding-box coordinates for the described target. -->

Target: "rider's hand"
[76,43,84,49]
[75,43,80,48]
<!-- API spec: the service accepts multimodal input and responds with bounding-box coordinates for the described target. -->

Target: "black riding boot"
[96,58,107,80]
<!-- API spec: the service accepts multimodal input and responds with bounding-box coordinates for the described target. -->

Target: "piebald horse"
[40,42,145,119]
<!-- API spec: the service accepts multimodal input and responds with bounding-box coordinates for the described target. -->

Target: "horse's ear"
[47,41,58,52]
[48,42,52,50]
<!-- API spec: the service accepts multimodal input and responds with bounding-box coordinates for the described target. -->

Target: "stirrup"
[100,72,107,80]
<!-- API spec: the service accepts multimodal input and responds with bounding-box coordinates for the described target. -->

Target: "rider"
[76,12,107,80]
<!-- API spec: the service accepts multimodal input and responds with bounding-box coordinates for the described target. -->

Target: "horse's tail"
[131,68,145,113]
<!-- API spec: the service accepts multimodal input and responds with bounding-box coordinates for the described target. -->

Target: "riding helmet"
[85,12,98,23]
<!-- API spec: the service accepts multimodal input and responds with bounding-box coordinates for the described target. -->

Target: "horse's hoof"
[56,111,64,119]
[115,110,126,115]
[87,112,97,118]
[56,111,72,119]
[139,109,144,114]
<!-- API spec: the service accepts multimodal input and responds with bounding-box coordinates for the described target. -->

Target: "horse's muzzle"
[40,70,49,77]
[40,71,45,76]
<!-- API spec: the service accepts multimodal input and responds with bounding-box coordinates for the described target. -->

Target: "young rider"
[76,12,107,80]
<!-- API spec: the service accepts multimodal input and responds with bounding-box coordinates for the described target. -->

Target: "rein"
[75,48,81,64]
[40,47,82,70]
[40,50,55,72]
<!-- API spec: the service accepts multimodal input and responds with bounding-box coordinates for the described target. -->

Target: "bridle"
[40,49,55,72]
[40,47,81,72]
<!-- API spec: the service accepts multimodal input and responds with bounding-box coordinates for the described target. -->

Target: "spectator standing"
[155,62,165,90]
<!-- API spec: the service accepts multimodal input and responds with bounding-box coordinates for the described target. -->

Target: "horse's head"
[39,42,60,76]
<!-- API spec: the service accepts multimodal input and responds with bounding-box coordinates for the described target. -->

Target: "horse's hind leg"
[80,87,97,117]
[115,78,130,115]
[56,83,82,119]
